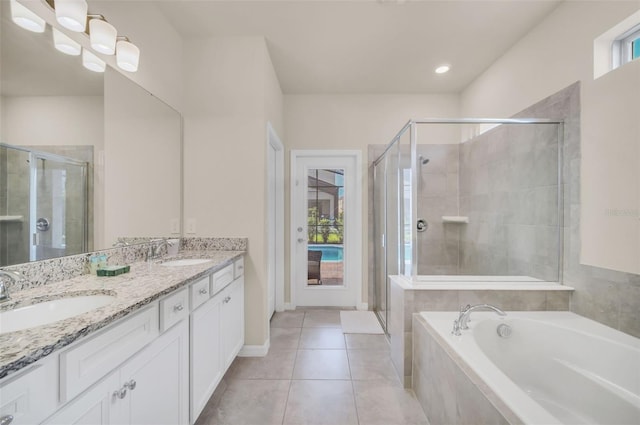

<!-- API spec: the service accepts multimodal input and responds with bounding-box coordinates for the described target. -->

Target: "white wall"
[461,1,640,275]
[1,96,103,148]
[284,94,460,305]
[183,36,283,347]
[90,1,184,112]
[104,70,181,247]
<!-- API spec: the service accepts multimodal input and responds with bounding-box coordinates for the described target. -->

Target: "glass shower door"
[30,152,88,261]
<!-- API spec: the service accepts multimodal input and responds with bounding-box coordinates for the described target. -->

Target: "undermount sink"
[0,294,116,334]
[160,259,211,267]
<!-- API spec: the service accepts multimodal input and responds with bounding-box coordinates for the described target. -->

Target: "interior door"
[291,152,362,308]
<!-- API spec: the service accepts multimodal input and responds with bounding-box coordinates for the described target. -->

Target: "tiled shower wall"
[416,144,460,275]
[514,82,640,337]
[0,145,93,266]
[0,147,30,266]
[415,123,561,281]
[458,123,560,280]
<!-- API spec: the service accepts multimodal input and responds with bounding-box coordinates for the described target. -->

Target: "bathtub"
[417,311,640,424]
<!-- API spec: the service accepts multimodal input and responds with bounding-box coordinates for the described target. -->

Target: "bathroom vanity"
[0,252,245,425]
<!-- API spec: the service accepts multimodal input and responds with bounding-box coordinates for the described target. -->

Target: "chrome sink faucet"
[0,270,28,303]
[452,304,506,336]
[147,239,168,261]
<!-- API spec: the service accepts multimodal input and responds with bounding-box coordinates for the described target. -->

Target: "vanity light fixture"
[435,64,451,74]
[82,48,106,73]
[53,28,81,56]
[54,0,88,32]
[89,16,117,55]
[116,37,140,72]
[10,0,46,33]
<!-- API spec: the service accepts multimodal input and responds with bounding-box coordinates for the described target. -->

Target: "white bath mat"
[340,311,384,334]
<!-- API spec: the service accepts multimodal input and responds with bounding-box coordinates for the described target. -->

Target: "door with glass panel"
[291,152,361,307]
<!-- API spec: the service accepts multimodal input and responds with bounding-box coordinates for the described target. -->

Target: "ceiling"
[157,0,563,94]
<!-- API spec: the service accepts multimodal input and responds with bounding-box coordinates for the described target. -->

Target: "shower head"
[419,156,430,165]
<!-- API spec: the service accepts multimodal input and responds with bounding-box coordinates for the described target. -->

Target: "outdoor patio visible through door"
[291,151,362,308]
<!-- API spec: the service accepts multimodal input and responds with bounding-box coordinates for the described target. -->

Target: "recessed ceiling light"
[435,65,450,74]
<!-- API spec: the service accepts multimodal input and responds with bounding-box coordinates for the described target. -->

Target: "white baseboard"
[238,340,270,357]
[357,302,369,311]
[284,303,295,311]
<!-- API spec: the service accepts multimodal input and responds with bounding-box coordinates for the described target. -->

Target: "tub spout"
[457,304,506,332]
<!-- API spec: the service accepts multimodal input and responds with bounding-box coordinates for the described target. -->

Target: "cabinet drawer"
[211,264,233,295]
[234,257,244,279]
[60,304,159,402]
[160,288,189,332]
[190,276,211,310]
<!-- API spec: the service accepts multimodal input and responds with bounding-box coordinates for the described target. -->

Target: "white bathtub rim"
[418,311,639,425]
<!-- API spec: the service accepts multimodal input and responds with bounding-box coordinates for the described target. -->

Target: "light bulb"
[89,19,117,55]
[435,65,451,74]
[82,48,106,73]
[53,28,81,56]
[10,0,46,33]
[55,0,88,32]
[116,40,140,72]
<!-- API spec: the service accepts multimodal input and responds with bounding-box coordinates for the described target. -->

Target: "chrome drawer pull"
[124,379,137,390]
[0,415,14,425]
[198,288,208,295]
[113,387,127,399]
[173,304,184,312]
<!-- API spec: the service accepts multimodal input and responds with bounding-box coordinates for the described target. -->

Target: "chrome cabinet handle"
[223,296,231,303]
[199,288,208,295]
[0,415,14,425]
[173,303,184,312]
[113,387,127,399]
[124,379,137,390]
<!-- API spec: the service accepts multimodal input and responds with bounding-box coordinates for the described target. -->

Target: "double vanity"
[0,248,245,425]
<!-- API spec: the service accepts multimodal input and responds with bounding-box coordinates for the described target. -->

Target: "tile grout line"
[344,332,362,425]
[281,311,304,425]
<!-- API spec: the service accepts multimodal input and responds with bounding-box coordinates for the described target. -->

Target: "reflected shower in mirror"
[0,1,182,267]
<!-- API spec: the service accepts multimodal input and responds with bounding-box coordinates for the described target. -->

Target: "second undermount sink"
[160,258,211,267]
[0,294,116,334]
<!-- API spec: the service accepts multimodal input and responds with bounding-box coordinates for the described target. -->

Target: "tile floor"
[195,309,429,425]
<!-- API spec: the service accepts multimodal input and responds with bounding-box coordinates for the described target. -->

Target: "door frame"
[289,150,363,308]
[267,123,285,316]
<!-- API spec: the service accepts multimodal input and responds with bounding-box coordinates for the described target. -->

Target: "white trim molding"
[238,340,270,357]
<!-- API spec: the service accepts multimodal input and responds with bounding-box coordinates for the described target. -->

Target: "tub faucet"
[0,270,28,303]
[452,304,506,336]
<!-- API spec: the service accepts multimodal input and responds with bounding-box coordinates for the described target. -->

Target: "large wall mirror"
[0,1,182,267]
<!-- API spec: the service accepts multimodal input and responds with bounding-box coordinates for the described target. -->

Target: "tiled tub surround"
[0,243,245,380]
[389,275,573,387]
[412,311,640,425]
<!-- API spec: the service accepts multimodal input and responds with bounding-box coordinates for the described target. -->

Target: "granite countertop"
[0,250,244,380]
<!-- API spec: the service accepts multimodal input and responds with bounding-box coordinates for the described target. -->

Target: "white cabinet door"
[1,359,58,425]
[190,294,223,422]
[221,276,244,369]
[114,319,189,425]
[43,373,118,425]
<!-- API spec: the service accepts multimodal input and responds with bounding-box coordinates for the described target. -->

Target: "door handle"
[297,238,305,243]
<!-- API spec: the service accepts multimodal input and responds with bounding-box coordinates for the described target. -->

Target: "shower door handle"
[417,219,428,232]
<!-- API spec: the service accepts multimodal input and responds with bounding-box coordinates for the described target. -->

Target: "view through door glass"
[307,168,344,286]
